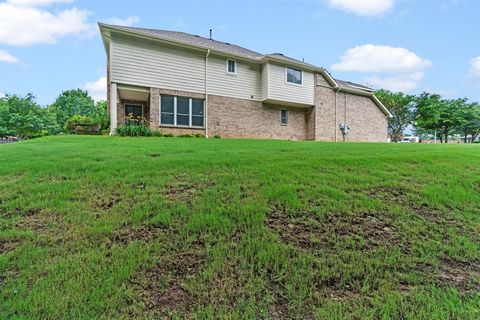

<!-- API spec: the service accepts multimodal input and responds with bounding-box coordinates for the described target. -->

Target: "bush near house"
[116,123,162,137]
[0,136,479,319]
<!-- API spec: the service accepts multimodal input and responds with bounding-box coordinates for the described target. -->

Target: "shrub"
[178,133,196,138]
[116,124,160,137]
[163,133,174,137]
[214,135,221,139]
[65,115,96,129]
[194,133,205,138]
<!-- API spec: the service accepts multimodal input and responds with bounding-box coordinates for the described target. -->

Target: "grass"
[0,136,479,319]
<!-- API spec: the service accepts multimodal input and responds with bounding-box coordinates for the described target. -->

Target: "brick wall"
[125,83,388,141]
[314,74,388,142]
[148,87,307,140]
[208,95,307,140]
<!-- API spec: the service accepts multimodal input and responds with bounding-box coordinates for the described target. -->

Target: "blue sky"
[0,0,479,105]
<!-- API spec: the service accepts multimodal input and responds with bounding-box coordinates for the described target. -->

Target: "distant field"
[0,136,479,319]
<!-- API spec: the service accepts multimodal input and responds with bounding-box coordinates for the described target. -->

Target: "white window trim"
[281,109,288,126]
[159,95,205,128]
[124,103,144,117]
[226,59,237,75]
[285,67,303,86]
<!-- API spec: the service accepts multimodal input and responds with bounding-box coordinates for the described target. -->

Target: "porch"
[110,83,151,133]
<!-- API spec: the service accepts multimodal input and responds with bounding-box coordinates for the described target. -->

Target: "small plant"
[213,135,221,139]
[178,133,196,138]
[116,124,160,137]
[194,133,205,138]
[163,133,174,137]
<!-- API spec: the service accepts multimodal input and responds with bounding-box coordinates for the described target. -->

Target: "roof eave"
[98,23,262,63]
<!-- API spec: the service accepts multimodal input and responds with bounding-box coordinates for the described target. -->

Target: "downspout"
[334,87,340,142]
[344,92,347,142]
[205,49,210,138]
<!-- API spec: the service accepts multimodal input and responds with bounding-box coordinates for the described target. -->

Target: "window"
[281,109,288,126]
[192,99,205,127]
[176,97,190,126]
[125,104,143,119]
[226,59,236,74]
[286,67,302,85]
[160,95,205,128]
[160,95,174,125]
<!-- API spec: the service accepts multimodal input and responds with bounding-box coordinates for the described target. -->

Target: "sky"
[0,0,479,105]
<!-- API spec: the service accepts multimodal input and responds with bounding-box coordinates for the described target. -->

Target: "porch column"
[110,82,118,135]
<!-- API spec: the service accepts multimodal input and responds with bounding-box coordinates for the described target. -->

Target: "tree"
[375,89,415,142]
[49,89,96,130]
[457,102,480,143]
[0,94,59,138]
[414,93,465,143]
[92,100,109,130]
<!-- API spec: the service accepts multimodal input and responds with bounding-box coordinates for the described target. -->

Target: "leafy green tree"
[457,102,480,143]
[92,100,109,129]
[49,89,96,130]
[0,94,59,138]
[375,89,415,142]
[414,93,466,143]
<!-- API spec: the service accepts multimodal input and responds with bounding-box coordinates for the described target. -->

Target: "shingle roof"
[265,53,324,70]
[105,24,264,60]
[334,79,374,92]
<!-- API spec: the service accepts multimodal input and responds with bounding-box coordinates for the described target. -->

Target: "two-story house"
[99,23,392,142]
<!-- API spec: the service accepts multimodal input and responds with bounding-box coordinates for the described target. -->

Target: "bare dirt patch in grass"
[267,204,400,252]
[366,186,462,225]
[17,213,48,234]
[163,174,212,208]
[130,239,206,317]
[266,267,291,320]
[92,192,122,211]
[0,237,22,254]
[109,224,166,247]
[436,259,480,292]
[413,259,480,293]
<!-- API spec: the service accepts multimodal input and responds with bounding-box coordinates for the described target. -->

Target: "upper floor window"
[226,59,236,74]
[286,67,302,85]
[160,95,205,128]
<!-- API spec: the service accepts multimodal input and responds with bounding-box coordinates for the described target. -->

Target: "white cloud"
[0,91,5,98]
[6,0,73,7]
[0,1,94,46]
[440,0,461,12]
[0,49,19,63]
[325,0,394,17]
[470,56,480,77]
[332,44,431,92]
[332,44,431,73]
[83,76,106,102]
[103,15,140,27]
[366,72,425,92]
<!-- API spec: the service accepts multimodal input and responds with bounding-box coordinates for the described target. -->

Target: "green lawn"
[0,136,479,319]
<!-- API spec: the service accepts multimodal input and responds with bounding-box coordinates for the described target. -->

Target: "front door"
[125,104,143,122]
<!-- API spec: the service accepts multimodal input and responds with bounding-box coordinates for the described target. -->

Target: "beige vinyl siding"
[111,34,206,94]
[261,63,269,101]
[267,63,315,105]
[207,55,261,100]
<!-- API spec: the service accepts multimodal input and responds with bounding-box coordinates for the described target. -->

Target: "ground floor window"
[125,104,143,123]
[160,95,205,128]
[281,109,288,126]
